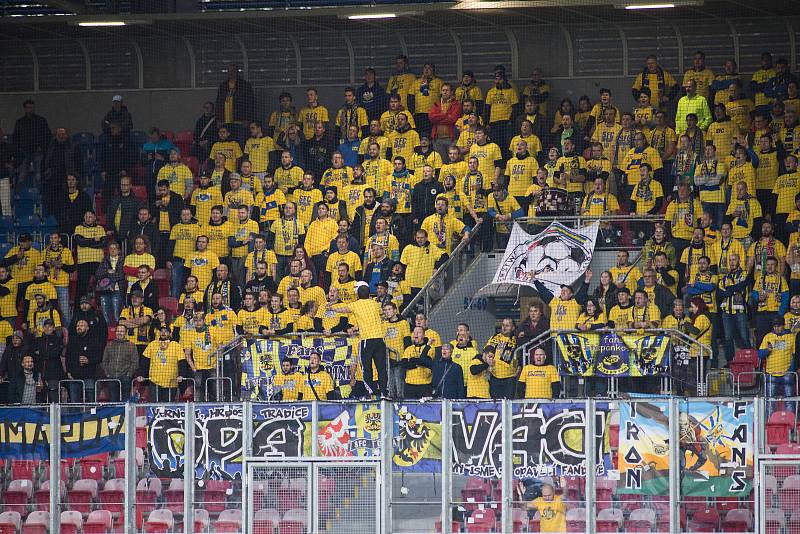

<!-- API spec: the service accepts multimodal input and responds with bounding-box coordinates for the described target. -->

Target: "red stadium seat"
[5,479,33,516]
[0,512,21,534]
[165,479,185,515]
[158,296,179,317]
[435,520,462,533]
[182,156,200,177]
[22,511,48,534]
[692,508,720,530]
[767,411,797,446]
[68,478,98,515]
[11,460,38,481]
[78,453,109,480]
[132,185,148,202]
[84,509,113,534]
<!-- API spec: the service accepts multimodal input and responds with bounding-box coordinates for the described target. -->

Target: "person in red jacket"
[429,82,462,159]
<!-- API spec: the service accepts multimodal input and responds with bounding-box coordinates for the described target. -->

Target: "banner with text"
[0,406,125,460]
[252,403,313,458]
[617,401,670,495]
[680,401,754,497]
[317,403,382,457]
[241,337,358,400]
[450,402,610,479]
[556,331,670,377]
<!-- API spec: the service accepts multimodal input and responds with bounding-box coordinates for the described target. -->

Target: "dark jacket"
[57,189,93,235]
[101,132,136,182]
[0,140,22,178]
[106,193,143,240]
[244,275,277,296]
[65,332,102,380]
[13,113,51,156]
[193,114,218,150]
[128,279,159,311]
[69,307,108,348]
[363,258,393,293]
[357,82,387,121]
[152,191,185,231]
[302,133,336,181]
[204,278,242,311]
[427,355,466,399]
[636,280,675,317]
[8,367,42,404]
[95,255,127,296]
[517,315,551,348]
[0,339,28,380]
[411,179,444,224]
[43,138,81,185]
[128,219,161,255]
[215,76,256,123]
[102,105,133,135]
[33,334,64,381]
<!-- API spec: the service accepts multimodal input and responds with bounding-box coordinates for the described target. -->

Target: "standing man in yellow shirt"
[386,54,416,113]
[208,125,242,173]
[298,87,329,140]
[244,120,278,178]
[632,55,678,111]
[751,52,777,112]
[228,205,260,286]
[682,50,715,102]
[73,210,107,304]
[168,207,200,299]
[327,282,388,398]
[409,62,442,140]
[484,66,519,158]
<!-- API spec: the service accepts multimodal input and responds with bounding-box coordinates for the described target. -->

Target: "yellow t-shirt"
[5,247,41,284]
[485,86,519,123]
[665,198,702,240]
[273,371,302,401]
[725,99,755,132]
[74,225,106,264]
[379,110,415,135]
[187,250,220,290]
[229,219,260,258]
[400,243,445,289]
[362,158,393,194]
[180,327,218,371]
[224,188,255,212]
[190,186,224,226]
[694,159,728,204]
[256,188,287,224]
[450,342,489,398]
[144,340,185,388]
[24,281,56,303]
[487,193,520,234]
[485,333,518,379]
[345,299,384,339]
[42,246,74,288]
[402,343,432,386]
[582,191,620,217]
[622,147,663,186]
[320,167,353,190]
[726,196,762,239]
[469,142,502,184]
[388,129,420,164]
[169,222,200,261]
[290,188,323,228]
[326,251,362,276]
[157,164,193,198]
[237,307,267,336]
[410,77,443,114]
[299,369,334,400]
[298,105,330,140]
[119,305,152,346]
[773,171,800,214]
[244,136,277,173]
[203,221,230,259]
[440,160,469,186]
[518,364,559,399]
[592,123,623,161]
[274,166,305,193]
[383,319,411,362]
[556,155,588,193]
[304,218,338,257]
[411,151,443,176]
[509,134,542,157]
[504,156,539,198]
[753,273,789,313]
[760,331,796,376]
[421,214,466,254]
[358,136,390,160]
[0,278,18,318]
[209,141,242,172]
[531,496,566,533]
[706,121,739,156]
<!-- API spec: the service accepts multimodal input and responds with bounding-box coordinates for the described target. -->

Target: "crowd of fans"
[0,49,798,404]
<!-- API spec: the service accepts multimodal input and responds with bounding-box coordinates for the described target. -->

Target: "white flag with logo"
[487,221,599,294]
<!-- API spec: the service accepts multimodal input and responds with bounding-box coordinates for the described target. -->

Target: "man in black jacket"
[411,165,444,229]
[303,122,336,181]
[192,101,218,163]
[363,245,393,294]
[101,122,136,196]
[215,64,255,142]
[12,99,51,183]
[128,207,161,262]
[152,180,185,267]
[106,175,143,248]
[69,296,108,348]
[426,343,466,399]
[101,95,133,136]
[43,127,81,215]
[128,265,159,311]
[57,174,93,236]
[32,319,64,402]
[65,318,102,402]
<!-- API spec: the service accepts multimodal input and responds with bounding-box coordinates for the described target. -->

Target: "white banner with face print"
[486,221,599,294]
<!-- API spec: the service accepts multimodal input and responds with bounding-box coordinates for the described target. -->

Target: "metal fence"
[1,397,798,533]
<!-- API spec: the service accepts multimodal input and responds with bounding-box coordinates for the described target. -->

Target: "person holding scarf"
[335,87,369,144]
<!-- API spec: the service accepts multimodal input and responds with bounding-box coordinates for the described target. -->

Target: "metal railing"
[402,221,483,319]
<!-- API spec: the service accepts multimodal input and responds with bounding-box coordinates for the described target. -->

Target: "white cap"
[112,95,123,102]
[354,281,369,291]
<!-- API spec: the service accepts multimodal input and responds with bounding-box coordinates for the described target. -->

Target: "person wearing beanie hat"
[455,70,483,113]
[318,184,347,223]
[102,94,133,135]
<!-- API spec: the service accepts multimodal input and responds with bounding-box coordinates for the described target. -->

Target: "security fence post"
[669,397,679,534]
[585,398,595,534]
[380,399,392,534]
[311,400,319,457]
[49,402,60,534]
[124,403,137,534]
[501,400,513,534]
[243,401,253,534]
[184,402,194,534]
[441,400,452,534]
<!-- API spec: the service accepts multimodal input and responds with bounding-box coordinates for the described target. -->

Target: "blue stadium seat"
[15,187,41,202]
[0,217,15,243]
[13,201,39,219]
[41,216,58,235]
[15,214,42,236]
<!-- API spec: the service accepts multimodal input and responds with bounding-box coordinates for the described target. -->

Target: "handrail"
[514,214,667,224]
[402,220,483,318]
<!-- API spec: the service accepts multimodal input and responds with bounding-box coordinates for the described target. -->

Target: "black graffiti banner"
[251,403,312,458]
[451,402,611,478]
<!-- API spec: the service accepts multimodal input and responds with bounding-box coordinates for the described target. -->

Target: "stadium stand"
[1,1,800,533]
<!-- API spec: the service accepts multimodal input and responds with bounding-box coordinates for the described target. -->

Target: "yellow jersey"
[209,141,242,172]
[485,86,519,123]
[169,222,200,261]
[388,129,420,164]
[518,364,559,399]
[504,155,539,198]
[468,142,502,183]
[74,225,106,264]
[157,164,193,198]
[298,105,330,140]
[191,186,224,226]
[143,340,185,388]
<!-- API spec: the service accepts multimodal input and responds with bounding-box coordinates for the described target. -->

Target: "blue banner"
[392,403,442,473]
[0,406,125,460]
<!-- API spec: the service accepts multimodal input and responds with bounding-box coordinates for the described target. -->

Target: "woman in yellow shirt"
[576,298,608,331]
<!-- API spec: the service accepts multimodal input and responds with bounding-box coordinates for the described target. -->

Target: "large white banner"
[488,221,599,294]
